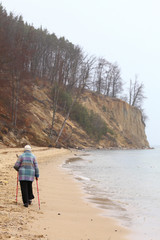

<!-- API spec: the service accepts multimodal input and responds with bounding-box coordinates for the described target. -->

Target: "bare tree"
[129,75,146,108]
[48,45,83,138]
[103,65,112,96]
[110,63,123,98]
[93,59,123,98]
[55,55,95,144]
[94,58,106,94]
[128,75,147,125]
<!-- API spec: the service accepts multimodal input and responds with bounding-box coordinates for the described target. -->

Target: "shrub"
[52,86,72,113]
[71,102,108,141]
[102,105,106,112]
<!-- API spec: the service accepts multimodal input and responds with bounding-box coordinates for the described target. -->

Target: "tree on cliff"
[94,58,123,98]
[55,54,96,144]
[128,75,147,124]
[49,42,84,138]
[0,9,34,127]
[129,75,146,109]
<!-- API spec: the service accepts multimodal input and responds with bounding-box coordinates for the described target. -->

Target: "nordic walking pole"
[36,178,40,210]
[16,172,19,204]
[16,154,19,204]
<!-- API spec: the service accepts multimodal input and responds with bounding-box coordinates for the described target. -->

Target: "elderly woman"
[14,145,39,207]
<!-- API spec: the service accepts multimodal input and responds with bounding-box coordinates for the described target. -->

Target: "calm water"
[64,147,160,240]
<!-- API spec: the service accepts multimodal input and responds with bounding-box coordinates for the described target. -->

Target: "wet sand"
[0,147,129,240]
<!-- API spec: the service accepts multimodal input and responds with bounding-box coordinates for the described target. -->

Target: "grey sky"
[1,0,160,146]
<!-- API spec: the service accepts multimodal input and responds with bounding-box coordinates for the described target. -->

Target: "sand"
[0,147,129,240]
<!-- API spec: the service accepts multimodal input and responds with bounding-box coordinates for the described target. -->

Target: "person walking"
[14,145,39,207]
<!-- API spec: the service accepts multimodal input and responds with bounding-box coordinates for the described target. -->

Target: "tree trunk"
[55,97,76,144]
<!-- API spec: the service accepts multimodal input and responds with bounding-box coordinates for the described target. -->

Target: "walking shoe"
[24,203,28,207]
[28,200,32,205]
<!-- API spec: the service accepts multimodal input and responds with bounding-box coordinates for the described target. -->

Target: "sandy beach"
[0,147,129,240]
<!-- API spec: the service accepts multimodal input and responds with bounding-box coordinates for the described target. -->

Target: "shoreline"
[0,147,130,240]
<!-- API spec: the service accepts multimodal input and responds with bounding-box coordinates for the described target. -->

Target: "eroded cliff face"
[80,91,149,148]
[0,86,149,149]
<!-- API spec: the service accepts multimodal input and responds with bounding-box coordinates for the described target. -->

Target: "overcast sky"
[1,0,160,146]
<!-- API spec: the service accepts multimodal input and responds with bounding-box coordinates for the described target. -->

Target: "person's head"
[24,145,32,152]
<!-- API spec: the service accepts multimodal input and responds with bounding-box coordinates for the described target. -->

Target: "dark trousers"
[20,181,34,204]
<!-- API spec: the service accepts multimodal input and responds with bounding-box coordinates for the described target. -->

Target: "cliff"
[0,85,149,149]
[80,91,149,148]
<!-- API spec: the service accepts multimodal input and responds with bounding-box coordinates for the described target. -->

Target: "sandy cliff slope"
[0,86,149,149]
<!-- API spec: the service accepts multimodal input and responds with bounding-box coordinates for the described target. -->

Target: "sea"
[63,147,160,240]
